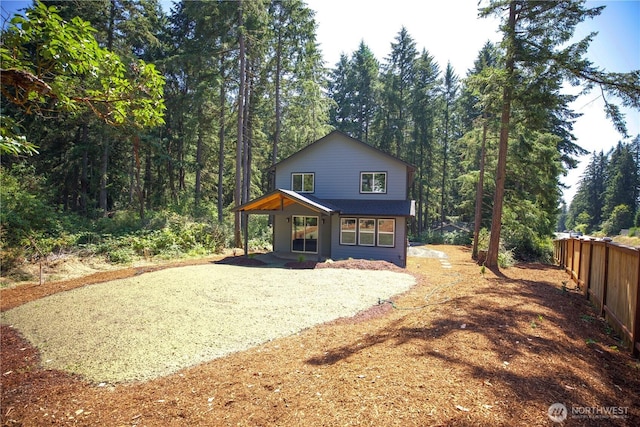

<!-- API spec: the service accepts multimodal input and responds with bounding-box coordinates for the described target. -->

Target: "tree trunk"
[177,119,185,192]
[217,56,226,224]
[234,0,245,248]
[132,135,145,220]
[440,104,449,234]
[486,0,517,268]
[144,137,152,210]
[129,153,135,204]
[272,15,282,167]
[472,118,488,260]
[99,136,109,217]
[80,123,89,215]
[242,61,251,205]
[195,107,204,211]
[166,113,177,204]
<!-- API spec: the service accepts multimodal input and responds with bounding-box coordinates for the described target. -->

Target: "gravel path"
[1,264,415,383]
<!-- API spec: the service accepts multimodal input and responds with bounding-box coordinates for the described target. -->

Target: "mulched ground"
[2,246,639,426]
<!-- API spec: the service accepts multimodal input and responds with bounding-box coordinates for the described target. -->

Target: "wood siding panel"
[273,206,331,257]
[275,134,408,199]
[330,215,407,267]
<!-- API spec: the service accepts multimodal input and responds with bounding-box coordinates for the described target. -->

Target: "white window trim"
[360,172,387,194]
[338,217,397,248]
[340,217,357,245]
[377,218,396,247]
[358,218,376,246]
[292,172,314,193]
[291,215,319,254]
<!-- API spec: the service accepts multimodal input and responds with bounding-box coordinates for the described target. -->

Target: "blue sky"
[3,0,639,203]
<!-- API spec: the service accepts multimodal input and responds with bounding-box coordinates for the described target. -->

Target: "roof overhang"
[233,189,335,214]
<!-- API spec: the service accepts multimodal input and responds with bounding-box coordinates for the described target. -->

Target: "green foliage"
[0,165,59,247]
[247,216,273,252]
[0,164,81,269]
[497,249,516,268]
[94,212,229,260]
[414,229,472,246]
[0,1,165,155]
[0,117,39,156]
[474,228,491,252]
[602,204,633,236]
[473,227,517,267]
[0,191,231,277]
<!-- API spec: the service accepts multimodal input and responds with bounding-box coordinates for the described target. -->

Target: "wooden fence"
[554,237,640,356]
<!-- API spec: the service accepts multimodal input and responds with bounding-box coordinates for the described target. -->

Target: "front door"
[291,215,318,253]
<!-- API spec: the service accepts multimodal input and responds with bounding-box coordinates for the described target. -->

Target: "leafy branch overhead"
[0,1,165,153]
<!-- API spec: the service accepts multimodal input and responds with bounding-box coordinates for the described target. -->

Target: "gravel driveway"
[1,264,415,383]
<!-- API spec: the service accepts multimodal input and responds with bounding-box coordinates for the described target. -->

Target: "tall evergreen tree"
[458,41,502,258]
[603,142,638,219]
[439,62,459,230]
[328,54,356,134]
[410,49,441,233]
[479,0,639,267]
[379,27,417,159]
[351,41,380,143]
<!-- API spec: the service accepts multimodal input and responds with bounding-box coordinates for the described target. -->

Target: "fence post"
[577,238,583,292]
[570,238,575,277]
[586,238,594,300]
[601,238,611,318]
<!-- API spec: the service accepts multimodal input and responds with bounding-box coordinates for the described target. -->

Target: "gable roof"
[269,130,416,173]
[233,189,336,214]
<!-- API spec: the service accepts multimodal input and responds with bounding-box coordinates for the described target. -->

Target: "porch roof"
[323,199,415,217]
[233,189,336,214]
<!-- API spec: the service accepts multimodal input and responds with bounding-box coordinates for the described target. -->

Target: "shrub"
[602,204,633,236]
[0,165,59,247]
[498,248,516,268]
[107,247,134,264]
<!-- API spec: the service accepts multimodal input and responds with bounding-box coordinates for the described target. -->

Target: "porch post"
[317,215,322,262]
[243,212,249,257]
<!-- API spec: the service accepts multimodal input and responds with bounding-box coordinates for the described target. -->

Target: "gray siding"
[273,205,331,258]
[330,215,407,267]
[275,133,408,199]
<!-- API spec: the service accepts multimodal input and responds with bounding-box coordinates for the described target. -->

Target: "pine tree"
[439,63,459,231]
[380,27,417,159]
[410,49,441,233]
[479,0,639,267]
[604,142,638,219]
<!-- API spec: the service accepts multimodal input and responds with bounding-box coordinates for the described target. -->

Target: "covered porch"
[233,189,336,261]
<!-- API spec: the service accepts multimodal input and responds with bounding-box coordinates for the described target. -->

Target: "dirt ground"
[2,246,639,426]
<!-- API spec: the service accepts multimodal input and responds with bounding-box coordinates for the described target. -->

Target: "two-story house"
[235,130,415,267]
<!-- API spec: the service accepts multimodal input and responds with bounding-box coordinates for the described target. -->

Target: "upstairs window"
[292,173,314,193]
[360,172,387,193]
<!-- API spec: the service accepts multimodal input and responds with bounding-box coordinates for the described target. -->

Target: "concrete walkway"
[407,243,448,259]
